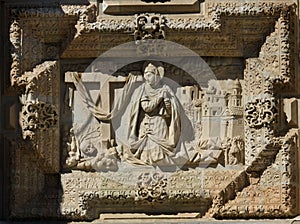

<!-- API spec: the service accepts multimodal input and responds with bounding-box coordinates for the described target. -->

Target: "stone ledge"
[0,219,296,224]
[102,0,201,15]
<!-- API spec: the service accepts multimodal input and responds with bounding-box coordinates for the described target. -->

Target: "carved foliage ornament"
[7,1,299,220]
[75,4,97,38]
[20,100,58,139]
[65,2,295,35]
[17,61,59,139]
[10,19,22,86]
[245,97,278,129]
[135,172,167,202]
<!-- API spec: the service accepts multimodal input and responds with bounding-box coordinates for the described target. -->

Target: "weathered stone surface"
[1,0,300,222]
[102,0,201,15]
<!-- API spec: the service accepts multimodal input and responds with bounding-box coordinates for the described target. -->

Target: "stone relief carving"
[20,100,58,139]
[69,2,294,35]
[223,136,245,166]
[135,172,167,202]
[243,6,294,167]
[58,2,295,59]
[7,0,300,221]
[9,19,21,86]
[213,129,298,218]
[16,61,59,139]
[65,62,188,170]
[74,4,97,38]
[65,62,247,172]
[134,13,166,42]
[65,124,118,171]
[124,62,182,167]
[245,97,278,129]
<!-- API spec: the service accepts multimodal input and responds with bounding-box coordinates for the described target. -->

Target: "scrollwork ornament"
[20,100,58,139]
[10,18,22,86]
[245,97,278,129]
[135,172,167,202]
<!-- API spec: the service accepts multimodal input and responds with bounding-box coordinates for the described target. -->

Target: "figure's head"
[143,61,164,87]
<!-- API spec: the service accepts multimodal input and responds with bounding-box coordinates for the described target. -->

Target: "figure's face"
[144,70,159,87]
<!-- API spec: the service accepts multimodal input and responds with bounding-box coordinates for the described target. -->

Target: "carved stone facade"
[1,0,300,222]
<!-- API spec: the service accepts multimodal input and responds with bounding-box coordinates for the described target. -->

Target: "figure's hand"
[160,88,169,99]
[164,98,171,108]
[161,89,171,109]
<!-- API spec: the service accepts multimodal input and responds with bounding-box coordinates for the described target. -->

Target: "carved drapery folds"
[7,0,300,221]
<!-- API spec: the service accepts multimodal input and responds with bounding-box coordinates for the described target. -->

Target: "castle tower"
[227,79,244,139]
[229,79,242,107]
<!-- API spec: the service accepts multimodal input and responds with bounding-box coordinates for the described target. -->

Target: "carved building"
[0,0,300,222]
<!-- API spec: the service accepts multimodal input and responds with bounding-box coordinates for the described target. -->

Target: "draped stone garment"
[71,72,141,121]
[127,83,181,166]
[72,72,187,167]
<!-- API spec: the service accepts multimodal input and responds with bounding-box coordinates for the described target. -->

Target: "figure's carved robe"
[126,83,181,166]
[72,72,190,168]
